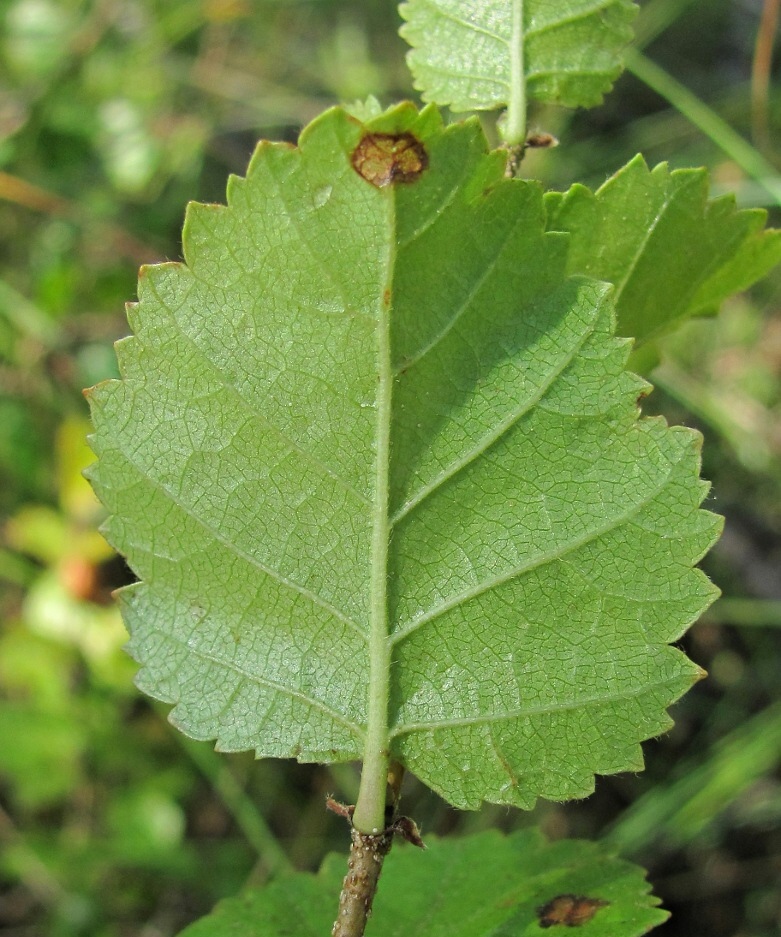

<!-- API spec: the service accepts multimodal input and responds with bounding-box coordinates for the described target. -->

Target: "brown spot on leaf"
[537,895,609,928]
[351,132,428,187]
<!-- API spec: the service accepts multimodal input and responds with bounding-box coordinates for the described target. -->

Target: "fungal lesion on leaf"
[351,132,428,187]
[536,894,609,928]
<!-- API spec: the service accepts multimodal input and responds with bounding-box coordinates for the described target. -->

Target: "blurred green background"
[1,1,781,935]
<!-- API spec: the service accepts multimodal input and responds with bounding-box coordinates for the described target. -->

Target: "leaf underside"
[86,103,720,812]
[177,828,668,937]
[545,155,781,346]
[399,0,639,113]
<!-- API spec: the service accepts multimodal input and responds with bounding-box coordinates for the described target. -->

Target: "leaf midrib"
[352,186,397,832]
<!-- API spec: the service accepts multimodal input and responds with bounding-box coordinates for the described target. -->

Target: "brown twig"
[327,795,425,937]
[332,825,395,937]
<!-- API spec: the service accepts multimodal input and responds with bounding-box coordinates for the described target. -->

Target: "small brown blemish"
[525,131,559,150]
[537,895,609,928]
[351,132,428,188]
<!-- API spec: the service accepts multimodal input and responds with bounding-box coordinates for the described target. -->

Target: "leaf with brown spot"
[351,132,428,187]
[538,894,610,928]
[177,829,668,937]
[85,100,719,809]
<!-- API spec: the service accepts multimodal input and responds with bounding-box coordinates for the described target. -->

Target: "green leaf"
[545,155,781,347]
[86,103,720,817]
[399,0,638,143]
[177,828,668,937]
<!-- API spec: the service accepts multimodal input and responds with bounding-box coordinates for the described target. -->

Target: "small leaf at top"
[399,0,638,137]
[86,103,720,813]
[176,828,669,937]
[545,155,781,347]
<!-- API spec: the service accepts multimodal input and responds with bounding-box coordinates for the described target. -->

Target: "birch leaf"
[178,829,668,937]
[399,0,638,116]
[86,103,720,812]
[545,155,781,346]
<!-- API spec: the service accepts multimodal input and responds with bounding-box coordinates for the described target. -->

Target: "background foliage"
[1,1,780,936]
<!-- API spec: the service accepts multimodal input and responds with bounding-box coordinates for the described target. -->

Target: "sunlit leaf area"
[1,2,781,935]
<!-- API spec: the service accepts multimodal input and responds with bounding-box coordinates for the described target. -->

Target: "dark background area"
[1,1,781,935]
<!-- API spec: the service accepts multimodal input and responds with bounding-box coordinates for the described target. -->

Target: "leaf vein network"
[261,151,366,321]
[391,446,677,644]
[524,0,626,41]
[390,673,682,738]
[393,213,527,375]
[414,0,507,43]
[396,162,473,252]
[527,66,619,81]
[147,277,372,508]
[611,188,680,303]
[390,294,600,526]
[488,723,521,790]
[112,438,368,640]
[416,64,508,88]
[163,630,365,740]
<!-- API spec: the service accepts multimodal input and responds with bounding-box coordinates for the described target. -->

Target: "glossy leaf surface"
[86,104,719,811]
